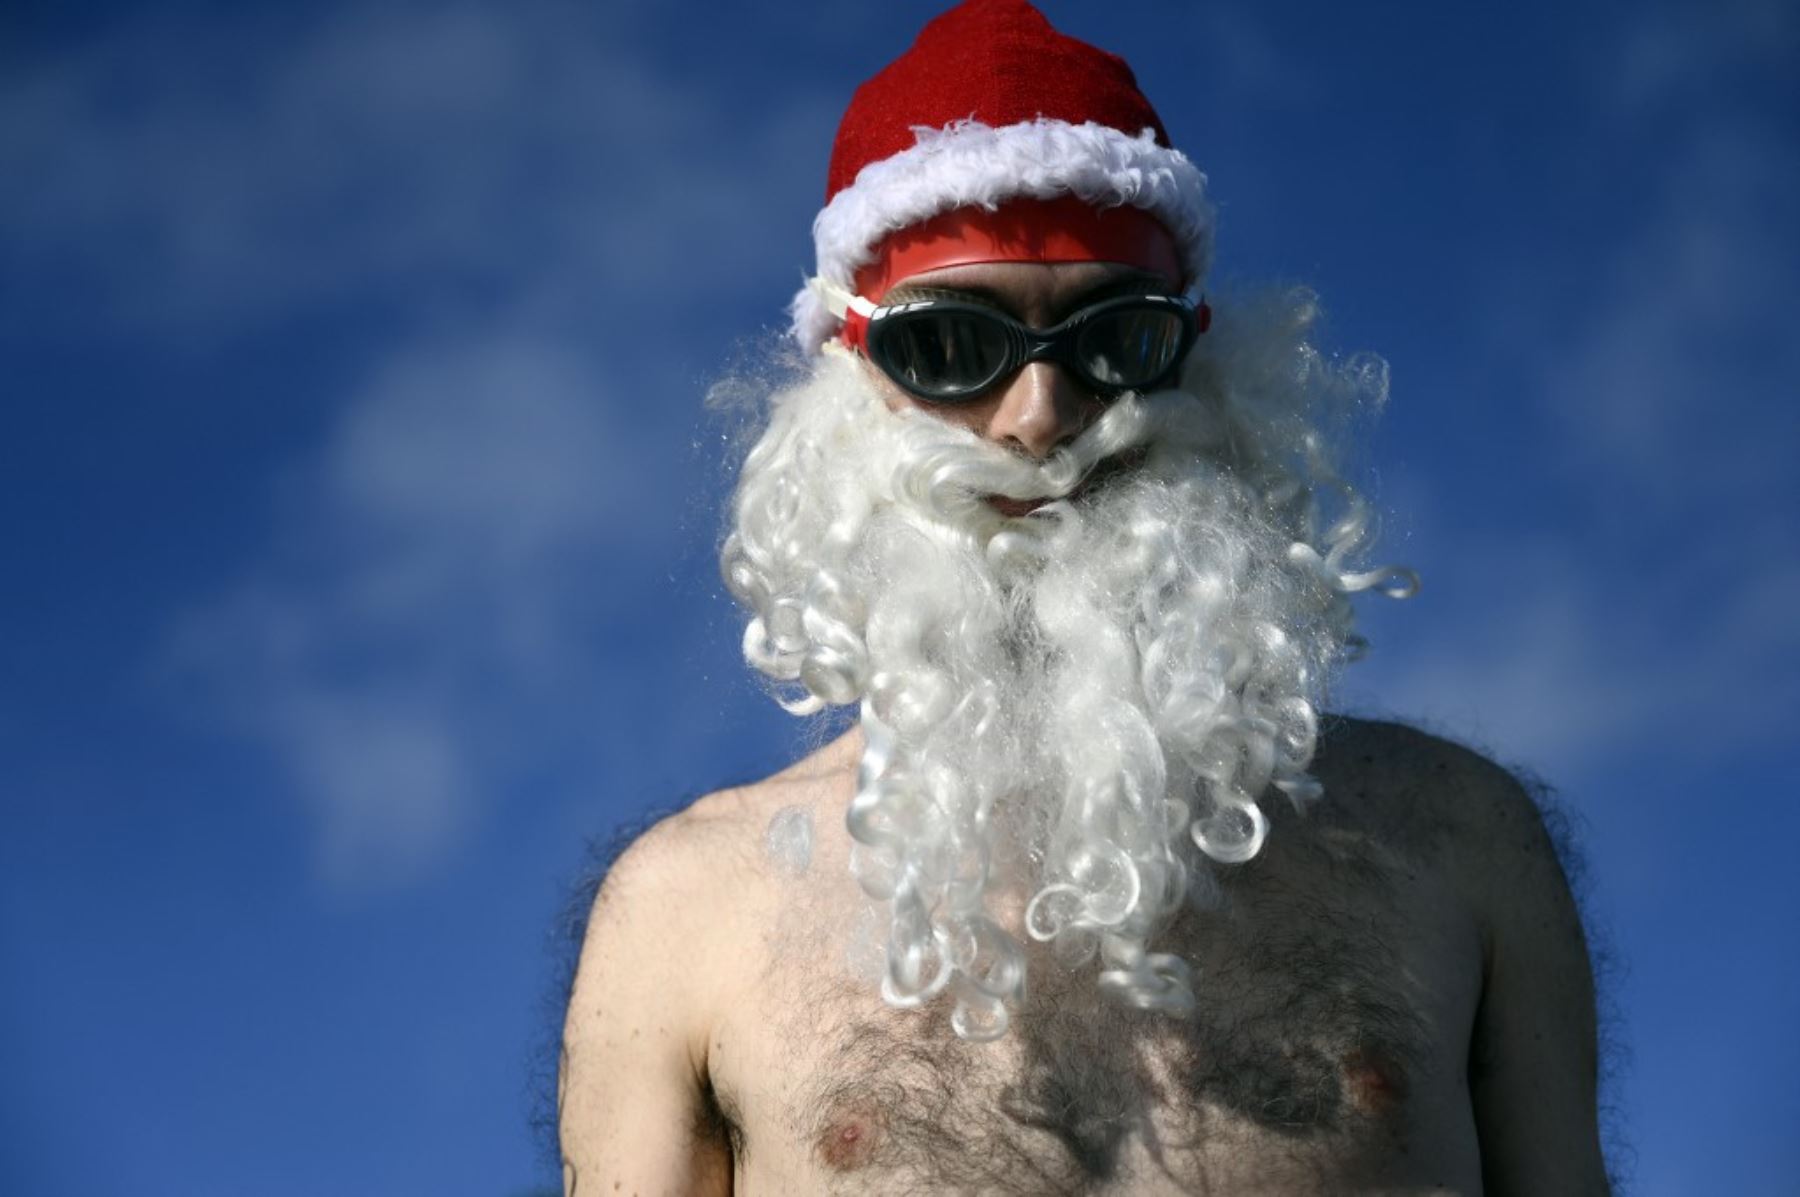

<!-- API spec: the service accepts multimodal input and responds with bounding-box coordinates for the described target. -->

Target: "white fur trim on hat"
[790,118,1214,352]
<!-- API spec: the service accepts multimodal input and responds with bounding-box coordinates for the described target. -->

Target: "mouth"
[984,448,1146,518]
[985,494,1052,518]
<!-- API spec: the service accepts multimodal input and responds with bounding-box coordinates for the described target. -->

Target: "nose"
[983,361,1097,459]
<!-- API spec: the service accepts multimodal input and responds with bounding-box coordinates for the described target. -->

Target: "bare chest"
[711,808,1488,1195]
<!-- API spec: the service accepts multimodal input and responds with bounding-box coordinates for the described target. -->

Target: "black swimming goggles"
[817,278,1210,404]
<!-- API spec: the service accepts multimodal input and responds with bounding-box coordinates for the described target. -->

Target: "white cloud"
[1345,534,1800,788]
[159,328,674,890]
[1611,0,1797,113]
[1543,126,1800,510]
[0,1,833,330]
[270,688,477,891]
[1350,589,1645,778]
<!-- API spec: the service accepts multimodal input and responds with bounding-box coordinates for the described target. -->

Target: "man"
[559,1,1610,1192]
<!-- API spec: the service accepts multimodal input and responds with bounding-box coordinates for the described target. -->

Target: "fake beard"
[721,291,1411,1040]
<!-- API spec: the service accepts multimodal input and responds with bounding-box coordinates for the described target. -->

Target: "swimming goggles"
[813,278,1209,404]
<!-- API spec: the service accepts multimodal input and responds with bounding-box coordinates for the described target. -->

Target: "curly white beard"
[721,288,1412,1040]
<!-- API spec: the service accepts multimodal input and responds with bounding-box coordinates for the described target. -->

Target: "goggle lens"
[1077,307,1189,388]
[880,308,1014,399]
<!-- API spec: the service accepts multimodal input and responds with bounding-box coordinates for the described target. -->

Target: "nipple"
[1341,1045,1408,1114]
[815,1104,884,1171]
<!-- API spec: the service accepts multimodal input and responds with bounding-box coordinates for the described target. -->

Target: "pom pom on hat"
[793,0,1214,351]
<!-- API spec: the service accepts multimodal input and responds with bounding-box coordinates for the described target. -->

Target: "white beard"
[721,289,1411,1040]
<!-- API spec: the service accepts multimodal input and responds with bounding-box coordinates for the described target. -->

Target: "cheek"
[862,359,911,414]
[862,359,994,435]
[889,391,992,436]
[902,396,991,436]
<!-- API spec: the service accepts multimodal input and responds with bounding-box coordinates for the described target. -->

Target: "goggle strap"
[808,276,878,350]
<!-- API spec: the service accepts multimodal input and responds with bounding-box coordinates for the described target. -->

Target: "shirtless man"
[558,2,1610,1192]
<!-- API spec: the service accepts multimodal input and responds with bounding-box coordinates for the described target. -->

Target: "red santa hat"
[793,0,1215,352]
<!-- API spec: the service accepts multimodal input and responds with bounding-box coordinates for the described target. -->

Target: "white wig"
[721,286,1412,1039]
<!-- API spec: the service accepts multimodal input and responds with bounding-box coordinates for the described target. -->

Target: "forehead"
[882,260,1172,313]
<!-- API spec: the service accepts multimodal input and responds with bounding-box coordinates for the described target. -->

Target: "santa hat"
[793,0,1214,352]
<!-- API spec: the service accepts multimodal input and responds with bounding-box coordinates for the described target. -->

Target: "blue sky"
[2,1,1795,1193]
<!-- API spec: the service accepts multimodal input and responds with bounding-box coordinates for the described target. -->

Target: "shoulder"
[601,731,860,896]
[1313,714,1525,802]
[1311,716,1593,960]
[597,786,765,919]
[1312,715,1564,872]
[560,791,756,1071]
[1313,714,1596,993]
[570,782,777,1008]
[558,743,855,1168]
[567,731,863,1029]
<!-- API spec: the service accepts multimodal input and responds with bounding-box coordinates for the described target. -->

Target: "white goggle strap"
[808,275,877,320]
[808,275,880,351]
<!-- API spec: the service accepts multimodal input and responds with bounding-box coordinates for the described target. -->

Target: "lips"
[983,448,1146,518]
[986,494,1050,518]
